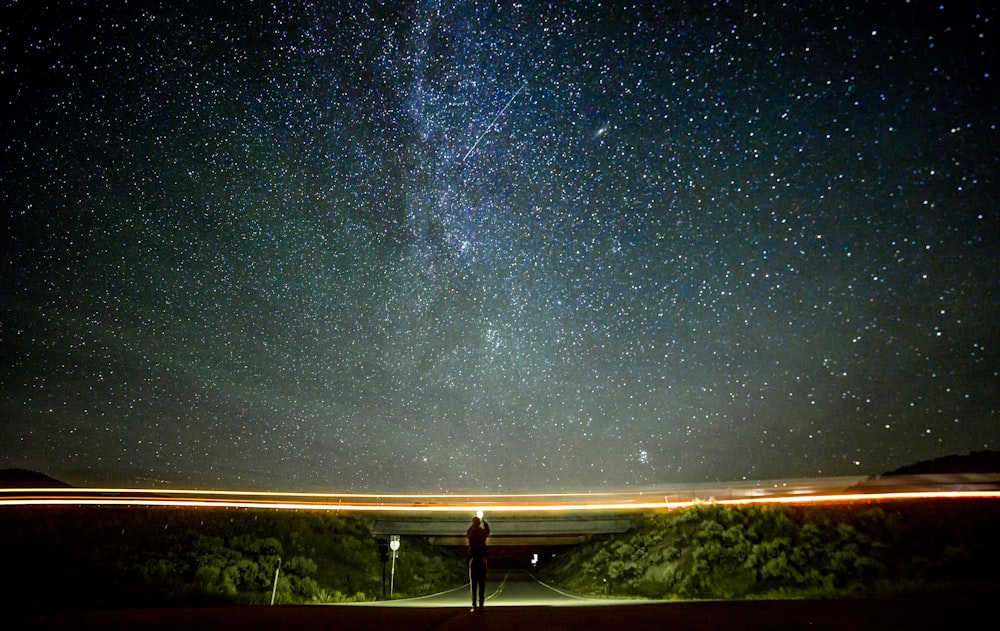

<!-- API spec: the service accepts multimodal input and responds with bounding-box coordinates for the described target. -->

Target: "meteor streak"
[463,81,527,162]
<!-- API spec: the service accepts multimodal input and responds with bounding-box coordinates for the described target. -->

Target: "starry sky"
[2,1,997,492]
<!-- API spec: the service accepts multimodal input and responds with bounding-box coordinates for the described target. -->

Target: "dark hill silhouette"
[850,450,1000,492]
[2,453,997,492]
[881,450,1000,476]
[0,468,71,488]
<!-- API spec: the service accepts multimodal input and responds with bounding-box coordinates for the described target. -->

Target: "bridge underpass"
[372,514,635,569]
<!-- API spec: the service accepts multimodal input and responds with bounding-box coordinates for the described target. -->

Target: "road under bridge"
[371,514,635,569]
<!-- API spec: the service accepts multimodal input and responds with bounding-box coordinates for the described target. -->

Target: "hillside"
[0,468,71,488]
[881,450,1000,476]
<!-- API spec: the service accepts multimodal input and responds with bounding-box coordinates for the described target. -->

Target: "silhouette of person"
[466,514,490,610]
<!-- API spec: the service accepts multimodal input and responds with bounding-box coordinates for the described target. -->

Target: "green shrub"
[540,503,900,599]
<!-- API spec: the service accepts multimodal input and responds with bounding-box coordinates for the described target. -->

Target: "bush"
[541,503,897,599]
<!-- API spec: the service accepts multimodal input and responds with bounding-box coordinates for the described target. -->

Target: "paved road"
[15,573,1000,630]
[18,595,1000,631]
[377,570,613,608]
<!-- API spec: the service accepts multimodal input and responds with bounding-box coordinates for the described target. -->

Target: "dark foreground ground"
[10,596,1000,631]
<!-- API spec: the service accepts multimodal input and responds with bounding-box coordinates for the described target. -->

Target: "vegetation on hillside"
[3,497,999,613]
[0,507,465,614]
[539,501,1000,600]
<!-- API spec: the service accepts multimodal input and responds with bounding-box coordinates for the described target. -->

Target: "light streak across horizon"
[2,487,999,513]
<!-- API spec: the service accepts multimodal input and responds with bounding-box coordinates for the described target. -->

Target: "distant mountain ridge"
[0,468,71,488]
[880,450,1000,476]
[3,453,998,491]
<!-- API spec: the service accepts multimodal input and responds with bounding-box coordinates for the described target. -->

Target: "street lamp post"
[389,535,401,597]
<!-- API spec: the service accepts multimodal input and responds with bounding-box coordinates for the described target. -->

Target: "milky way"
[2,1,997,492]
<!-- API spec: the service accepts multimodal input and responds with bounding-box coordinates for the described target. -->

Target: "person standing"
[466,514,490,610]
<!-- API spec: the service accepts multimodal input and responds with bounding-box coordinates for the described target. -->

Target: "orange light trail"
[2,487,999,513]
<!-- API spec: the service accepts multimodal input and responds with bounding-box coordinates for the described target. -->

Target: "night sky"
[2,1,997,492]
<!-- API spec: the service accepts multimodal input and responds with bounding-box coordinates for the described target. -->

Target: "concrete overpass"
[371,514,636,569]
